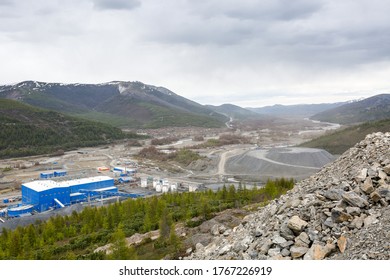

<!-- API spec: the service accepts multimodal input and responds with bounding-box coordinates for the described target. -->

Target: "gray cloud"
[92,0,140,10]
[138,0,324,46]
[0,0,389,106]
[190,0,323,21]
[0,0,12,5]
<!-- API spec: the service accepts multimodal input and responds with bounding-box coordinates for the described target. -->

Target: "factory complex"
[1,175,143,218]
[0,162,201,220]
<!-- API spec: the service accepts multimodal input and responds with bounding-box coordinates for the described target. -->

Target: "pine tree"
[110,223,137,260]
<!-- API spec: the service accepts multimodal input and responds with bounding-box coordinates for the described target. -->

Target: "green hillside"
[311,94,390,124]
[0,99,140,158]
[299,119,390,154]
[0,81,227,128]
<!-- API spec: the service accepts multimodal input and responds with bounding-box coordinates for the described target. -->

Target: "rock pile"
[187,132,390,260]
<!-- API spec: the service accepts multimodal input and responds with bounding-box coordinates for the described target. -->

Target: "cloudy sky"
[1,0,390,106]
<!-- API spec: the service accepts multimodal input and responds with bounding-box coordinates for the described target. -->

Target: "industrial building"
[113,167,137,176]
[0,175,144,218]
[22,176,116,213]
[39,170,67,179]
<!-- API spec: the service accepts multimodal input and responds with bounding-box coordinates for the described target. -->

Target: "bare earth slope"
[188,132,390,260]
[225,147,335,180]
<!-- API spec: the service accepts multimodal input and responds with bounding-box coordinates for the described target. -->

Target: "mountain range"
[246,102,348,118]
[0,81,227,128]
[1,80,389,129]
[311,94,390,124]
[205,103,272,120]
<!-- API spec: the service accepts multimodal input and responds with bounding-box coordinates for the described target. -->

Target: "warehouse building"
[39,170,67,179]
[21,176,116,213]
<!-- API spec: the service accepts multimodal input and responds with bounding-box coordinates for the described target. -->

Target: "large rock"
[272,235,287,246]
[346,206,361,216]
[383,164,390,175]
[342,191,369,208]
[323,189,345,201]
[218,244,232,255]
[303,243,336,260]
[337,235,347,253]
[258,239,273,255]
[294,232,311,247]
[356,168,367,181]
[287,215,308,233]
[267,247,281,257]
[211,224,220,236]
[290,246,309,258]
[331,208,353,223]
[361,177,374,194]
[280,223,295,240]
[350,216,364,229]
[364,215,379,227]
[370,191,381,203]
[378,170,387,180]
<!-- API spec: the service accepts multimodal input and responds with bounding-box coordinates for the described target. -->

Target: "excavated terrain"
[187,132,390,260]
[226,147,335,180]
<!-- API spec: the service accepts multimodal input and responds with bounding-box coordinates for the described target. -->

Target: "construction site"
[0,119,340,224]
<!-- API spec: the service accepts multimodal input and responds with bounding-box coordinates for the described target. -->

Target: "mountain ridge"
[247,102,348,118]
[205,103,272,120]
[0,98,137,159]
[311,94,390,124]
[0,80,228,128]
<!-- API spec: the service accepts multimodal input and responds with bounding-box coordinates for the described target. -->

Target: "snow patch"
[118,84,128,94]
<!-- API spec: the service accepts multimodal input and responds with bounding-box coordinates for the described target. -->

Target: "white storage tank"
[189,185,198,192]
[171,184,177,192]
[155,184,162,192]
[141,178,148,188]
[162,185,169,193]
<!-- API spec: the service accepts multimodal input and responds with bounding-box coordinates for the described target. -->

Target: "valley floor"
[0,117,340,209]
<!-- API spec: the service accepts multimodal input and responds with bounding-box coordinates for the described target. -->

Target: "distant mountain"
[247,102,346,118]
[0,98,137,159]
[206,103,272,120]
[311,94,390,124]
[0,81,228,128]
[299,118,390,154]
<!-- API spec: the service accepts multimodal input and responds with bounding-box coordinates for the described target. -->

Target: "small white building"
[162,179,169,185]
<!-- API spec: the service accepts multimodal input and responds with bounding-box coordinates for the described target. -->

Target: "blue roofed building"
[21,176,116,212]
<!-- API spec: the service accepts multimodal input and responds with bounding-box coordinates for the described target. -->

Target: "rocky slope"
[187,132,390,260]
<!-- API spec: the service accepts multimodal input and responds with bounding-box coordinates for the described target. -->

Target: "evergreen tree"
[110,224,137,260]
[159,208,173,242]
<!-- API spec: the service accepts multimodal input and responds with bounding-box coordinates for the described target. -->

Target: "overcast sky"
[1,0,390,106]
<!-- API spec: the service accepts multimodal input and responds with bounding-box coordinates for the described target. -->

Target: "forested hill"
[311,94,390,124]
[299,118,390,154]
[0,81,227,128]
[0,99,138,158]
